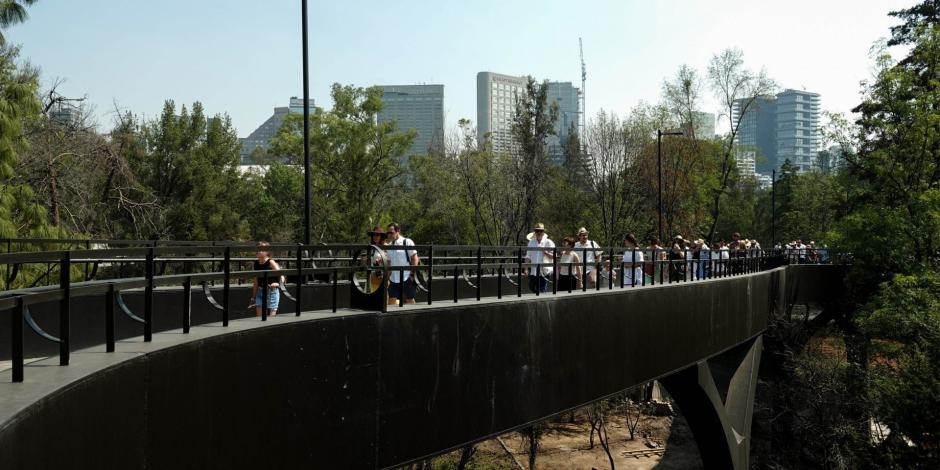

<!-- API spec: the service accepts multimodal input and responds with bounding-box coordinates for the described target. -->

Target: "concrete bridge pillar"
[661,336,763,470]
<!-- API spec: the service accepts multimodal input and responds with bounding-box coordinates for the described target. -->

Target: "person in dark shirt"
[250,241,283,317]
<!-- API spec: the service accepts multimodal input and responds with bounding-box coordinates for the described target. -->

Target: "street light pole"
[771,169,776,247]
[301,0,311,246]
[657,130,663,243]
[657,129,683,243]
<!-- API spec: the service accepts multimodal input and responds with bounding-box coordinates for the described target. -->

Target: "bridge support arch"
[661,335,763,470]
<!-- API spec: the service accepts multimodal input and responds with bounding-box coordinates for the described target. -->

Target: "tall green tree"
[126,101,250,240]
[0,0,37,44]
[0,42,64,241]
[268,83,415,242]
[507,77,558,243]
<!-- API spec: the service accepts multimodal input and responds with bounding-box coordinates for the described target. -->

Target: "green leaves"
[265,83,415,242]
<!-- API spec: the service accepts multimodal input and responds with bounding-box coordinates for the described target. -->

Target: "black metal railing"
[0,239,847,383]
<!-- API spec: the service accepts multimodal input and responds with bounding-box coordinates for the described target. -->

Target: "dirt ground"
[428,410,703,470]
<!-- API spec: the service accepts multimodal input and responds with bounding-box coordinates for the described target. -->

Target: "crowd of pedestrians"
[520,224,769,291]
[353,220,823,300]
[239,221,834,316]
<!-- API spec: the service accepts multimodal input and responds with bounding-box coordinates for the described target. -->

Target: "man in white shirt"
[386,223,419,304]
[574,227,603,288]
[794,239,808,264]
[525,223,555,294]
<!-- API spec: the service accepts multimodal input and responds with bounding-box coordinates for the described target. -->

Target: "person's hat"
[577,227,589,235]
[527,223,548,241]
[694,238,705,245]
[367,225,387,239]
[674,235,684,241]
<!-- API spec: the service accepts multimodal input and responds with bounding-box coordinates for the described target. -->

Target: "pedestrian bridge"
[0,241,844,469]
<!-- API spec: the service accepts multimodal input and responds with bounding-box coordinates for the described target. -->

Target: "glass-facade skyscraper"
[545,81,581,165]
[376,84,445,159]
[239,97,315,164]
[477,72,581,164]
[733,89,821,176]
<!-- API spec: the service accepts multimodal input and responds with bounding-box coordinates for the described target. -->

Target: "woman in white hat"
[574,227,602,288]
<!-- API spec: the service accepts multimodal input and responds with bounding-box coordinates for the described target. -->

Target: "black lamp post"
[657,129,684,243]
[301,0,311,245]
[771,168,776,247]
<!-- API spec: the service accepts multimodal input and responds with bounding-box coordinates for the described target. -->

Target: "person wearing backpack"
[386,223,419,305]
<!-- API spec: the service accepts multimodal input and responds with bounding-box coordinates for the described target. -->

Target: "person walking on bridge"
[386,223,419,305]
[574,227,603,288]
[250,242,283,317]
[622,234,644,287]
[556,237,583,291]
[366,225,388,293]
[525,223,555,294]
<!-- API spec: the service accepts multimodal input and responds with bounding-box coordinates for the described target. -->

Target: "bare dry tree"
[705,49,776,241]
[17,92,162,238]
[518,423,544,469]
[584,110,654,245]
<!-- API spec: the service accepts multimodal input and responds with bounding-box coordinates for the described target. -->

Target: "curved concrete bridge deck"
[0,265,843,469]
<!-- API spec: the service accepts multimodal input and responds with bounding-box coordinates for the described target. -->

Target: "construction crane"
[579,37,586,142]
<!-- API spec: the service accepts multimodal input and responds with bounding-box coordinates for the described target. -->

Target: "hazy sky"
[7,0,913,136]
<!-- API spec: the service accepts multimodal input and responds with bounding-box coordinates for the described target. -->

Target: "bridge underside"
[0,266,841,469]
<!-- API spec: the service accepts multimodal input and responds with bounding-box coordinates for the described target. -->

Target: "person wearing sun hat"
[366,225,388,293]
[574,227,603,288]
[525,222,555,293]
[669,235,686,282]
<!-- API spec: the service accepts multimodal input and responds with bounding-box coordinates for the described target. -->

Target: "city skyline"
[7,0,912,138]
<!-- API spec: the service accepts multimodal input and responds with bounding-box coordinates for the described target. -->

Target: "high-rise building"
[733,96,778,176]
[545,81,581,165]
[688,111,716,140]
[239,96,315,164]
[49,103,82,128]
[477,71,528,154]
[733,89,820,175]
[376,84,445,159]
[817,144,850,173]
[775,89,820,173]
[477,72,581,163]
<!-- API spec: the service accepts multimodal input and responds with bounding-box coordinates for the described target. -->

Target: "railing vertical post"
[106,284,115,352]
[582,247,588,292]
[608,248,614,290]
[261,271,269,321]
[427,246,434,305]
[59,250,71,364]
[296,245,303,316]
[516,248,523,298]
[453,265,459,303]
[551,247,557,295]
[144,248,153,342]
[12,296,24,382]
[84,240,90,281]
[399,267,405,308]
[222,247,231,326]
[182,276,192,334]
[497,264,503,299]
[476,247,482,301]
[4,238,10,290]
[620,255,625,289]
[331,267,338,313]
